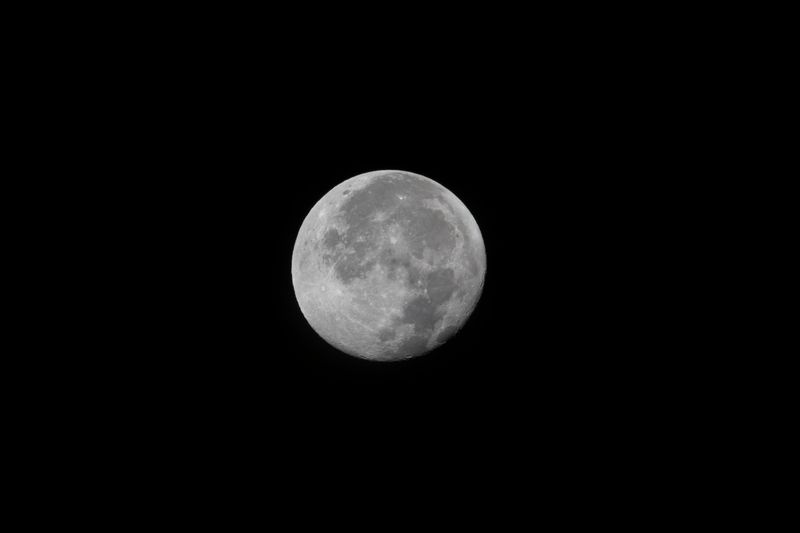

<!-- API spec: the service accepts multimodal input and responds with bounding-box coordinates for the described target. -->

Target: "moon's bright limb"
[292,170,486,362]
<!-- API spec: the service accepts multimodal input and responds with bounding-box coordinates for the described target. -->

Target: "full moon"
[291,170,486,362]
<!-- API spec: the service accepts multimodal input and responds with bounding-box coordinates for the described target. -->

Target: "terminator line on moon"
[291,170,486,362]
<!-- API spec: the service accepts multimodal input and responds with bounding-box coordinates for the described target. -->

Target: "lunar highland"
[291,170,486,362]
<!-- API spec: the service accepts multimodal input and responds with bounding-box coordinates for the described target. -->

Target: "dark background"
[111,61,671,461]
[9,5,761,522]
[34,11,705,512]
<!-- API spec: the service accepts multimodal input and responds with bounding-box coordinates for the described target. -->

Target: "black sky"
[56,17,695,507]
[15,5,731,522]
[133,77,666,442]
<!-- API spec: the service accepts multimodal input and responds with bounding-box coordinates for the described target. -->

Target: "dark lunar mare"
[394,204,455,260]
[378,329,396,342]
[327,172,457,285]
[392,267,457,356]
[323,228,342,248]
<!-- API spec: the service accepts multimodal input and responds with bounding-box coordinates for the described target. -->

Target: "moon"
[291,170,486,362]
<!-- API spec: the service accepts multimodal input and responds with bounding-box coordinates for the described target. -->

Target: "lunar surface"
[291,170,486,362]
